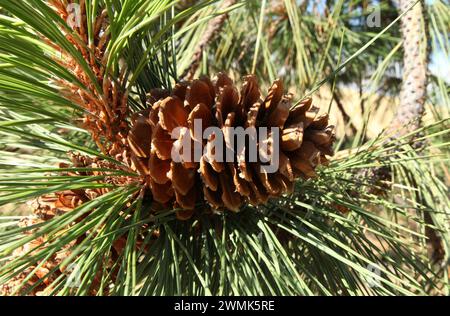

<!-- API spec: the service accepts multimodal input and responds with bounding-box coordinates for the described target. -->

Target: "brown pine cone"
[128,73,335,219]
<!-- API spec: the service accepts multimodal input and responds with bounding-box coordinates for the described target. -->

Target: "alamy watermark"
[171,120,280,173]
[64,262,82,288]
[365,263,382,288]
[366,6,381,28]
[66,4,81,29]
[63,2,381,31]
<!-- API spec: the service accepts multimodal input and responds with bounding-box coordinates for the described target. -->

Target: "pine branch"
[181,0,236,80]
[388,0,429,137]
[385,1,444,261]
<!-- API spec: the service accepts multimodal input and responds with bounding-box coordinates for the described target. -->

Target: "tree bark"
[388,0,428,137]
[393,0,444,262]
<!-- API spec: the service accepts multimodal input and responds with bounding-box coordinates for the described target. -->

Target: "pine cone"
[128,73,335,219]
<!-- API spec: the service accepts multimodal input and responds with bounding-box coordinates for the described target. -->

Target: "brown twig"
[332,91,358,135]
[181,0,236,81]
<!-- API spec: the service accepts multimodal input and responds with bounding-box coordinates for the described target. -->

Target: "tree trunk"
[388,0,428,136]
[394,0,444,262]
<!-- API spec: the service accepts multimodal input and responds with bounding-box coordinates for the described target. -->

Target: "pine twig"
[181,0,236,81]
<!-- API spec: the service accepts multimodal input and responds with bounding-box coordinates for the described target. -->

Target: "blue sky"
[430,51,450,83]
